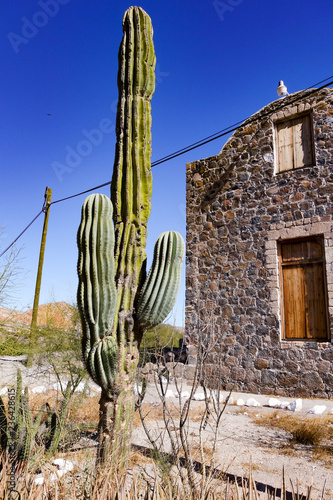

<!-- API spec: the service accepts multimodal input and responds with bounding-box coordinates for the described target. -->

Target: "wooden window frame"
[274,112,315,173]
[279,236,329,341]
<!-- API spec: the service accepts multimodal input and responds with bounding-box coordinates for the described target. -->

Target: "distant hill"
[0,302,78,330]
[0,303,184,334]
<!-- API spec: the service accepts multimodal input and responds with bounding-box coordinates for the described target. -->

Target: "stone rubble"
[308,405,327,415]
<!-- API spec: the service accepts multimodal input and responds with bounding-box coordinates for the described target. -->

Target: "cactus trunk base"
[96,344,139,471]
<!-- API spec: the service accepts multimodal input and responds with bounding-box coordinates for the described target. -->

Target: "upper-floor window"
[275,113,315,173]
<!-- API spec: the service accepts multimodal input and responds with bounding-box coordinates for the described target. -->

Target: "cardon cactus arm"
[136,231,185,329]
[77,194,118,390]
[111,6,156,337]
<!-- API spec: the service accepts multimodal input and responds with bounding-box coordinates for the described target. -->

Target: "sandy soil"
[132,382,333,499]
[1,359,332,498]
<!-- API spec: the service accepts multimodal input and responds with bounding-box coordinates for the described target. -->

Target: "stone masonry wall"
[185,87,333,398]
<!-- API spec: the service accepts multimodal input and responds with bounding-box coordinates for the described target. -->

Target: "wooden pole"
[27,186,52,367]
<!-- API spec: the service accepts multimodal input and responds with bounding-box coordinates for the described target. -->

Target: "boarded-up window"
[280,237,328,340]
[276,114,315,172]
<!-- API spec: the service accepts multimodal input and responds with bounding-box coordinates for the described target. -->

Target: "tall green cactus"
[77,6,185,468]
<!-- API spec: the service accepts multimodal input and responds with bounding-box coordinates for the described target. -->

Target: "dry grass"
[292,420,324,445]
[252,410,333,468]
[129,448,154,467]
[0,452,323,500]
[1,388,99,425]
[2,389,58,414]
[0,396,330,498]
[67,393,100,426]
[254,412,333,444]
[133,401,206,428]
[190,441,215,463]
[28,390,100,428]
[1,378,331,497]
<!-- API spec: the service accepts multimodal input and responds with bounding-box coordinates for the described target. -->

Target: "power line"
[50,77,333,202]
[151,76,333,167]
[2,77,332,258]
[0,210,44,259]
[50,181,111,206]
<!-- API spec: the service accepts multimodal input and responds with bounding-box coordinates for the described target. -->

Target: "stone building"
[185,87,333,398]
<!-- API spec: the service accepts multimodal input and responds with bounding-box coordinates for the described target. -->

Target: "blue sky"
[1,0,332,325]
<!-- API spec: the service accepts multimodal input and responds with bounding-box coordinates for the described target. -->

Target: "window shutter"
[292,116,305,169]
[277,121,293,172]
[283,265,306,338]
[300,114,314,167]
[276,113,314,172]
[304,263,327,339]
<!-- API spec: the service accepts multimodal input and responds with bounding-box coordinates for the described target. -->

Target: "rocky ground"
[1,357,332,498]
[133,382,333,499]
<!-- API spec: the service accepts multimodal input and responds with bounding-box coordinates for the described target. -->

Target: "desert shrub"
[254,412,330,447]
[142,324,183,349]
[139,324,183,367]
[291,419,326,445]
[0,329,30,356]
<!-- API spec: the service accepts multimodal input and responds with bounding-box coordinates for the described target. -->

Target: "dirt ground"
[132,382,333,499]
[1,358,332,498]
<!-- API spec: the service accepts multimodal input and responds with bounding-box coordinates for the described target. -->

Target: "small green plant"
[37,324,88,396]
[0,370,74,470]
[0,370,46,468]
[0,303,81,361]
[139,324,183,368]
[142,324,183,349]
[0,329,31,356]
[43,381,73,458]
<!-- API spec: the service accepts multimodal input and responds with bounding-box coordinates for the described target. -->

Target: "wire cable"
[153,75,333,164]
[2,77,332,258]
[50,77,333,201]
[151,77,333,167]
[0,210,44,259]
[50,181,111,206]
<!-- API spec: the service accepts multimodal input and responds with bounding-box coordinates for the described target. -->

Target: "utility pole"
[27,186,52,367]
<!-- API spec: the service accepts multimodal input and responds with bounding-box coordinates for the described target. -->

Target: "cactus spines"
[77,194,118,388]
[137,231,185,329]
